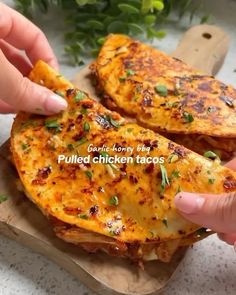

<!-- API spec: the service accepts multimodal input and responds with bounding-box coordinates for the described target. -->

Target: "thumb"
[174,191,236,233]
[0,50,67,115]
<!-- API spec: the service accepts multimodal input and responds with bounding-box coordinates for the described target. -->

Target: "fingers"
[0,3,58,69]
[0,99,15,113]
[174,158,236,234]
[174,191,236,233]
[218,233,236,245]
[0,40,32,75]
[225,158,236,170]
[0,50,67,115]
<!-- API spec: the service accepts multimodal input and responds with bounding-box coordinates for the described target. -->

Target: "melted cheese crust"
[92,34,236,159]
[11,61,236,261]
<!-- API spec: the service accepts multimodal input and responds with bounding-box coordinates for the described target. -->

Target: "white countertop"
[0,0,236,294]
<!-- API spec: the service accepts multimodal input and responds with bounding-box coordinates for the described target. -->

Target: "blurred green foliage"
[14,0,205,65]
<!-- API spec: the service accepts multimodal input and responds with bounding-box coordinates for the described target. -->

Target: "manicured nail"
[45,94,68,113]
[174,192,205,214]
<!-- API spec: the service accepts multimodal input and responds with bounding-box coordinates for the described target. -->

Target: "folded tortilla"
[92,34,236,160]
[11,61,236,263]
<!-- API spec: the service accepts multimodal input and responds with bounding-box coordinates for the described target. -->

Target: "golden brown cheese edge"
[92,34,236,139]
[10,61,236,253]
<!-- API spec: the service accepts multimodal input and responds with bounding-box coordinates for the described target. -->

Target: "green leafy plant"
[14,0,205,65]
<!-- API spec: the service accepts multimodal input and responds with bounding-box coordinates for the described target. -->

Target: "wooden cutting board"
[0,25,230,295]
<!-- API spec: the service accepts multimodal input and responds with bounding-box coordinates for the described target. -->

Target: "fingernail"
[45,94,68,113]
[174,192,205,214]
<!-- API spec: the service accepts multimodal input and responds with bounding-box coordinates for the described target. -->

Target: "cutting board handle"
[172,24,230,75]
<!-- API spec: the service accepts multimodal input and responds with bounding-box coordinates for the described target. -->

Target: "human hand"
[0,3,67,115]
[174,158,236,249]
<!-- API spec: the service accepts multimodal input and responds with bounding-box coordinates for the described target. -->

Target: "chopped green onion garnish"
[45,119,61,132]
[119,76,126,82]
[162,101,179,108]
[80,107,88,115]
[79,214,88,220]
[126,69,135,76]
[85,170,93,180]
[171,170,180,179]
[109,195,119,206]
[204,151,218,159]
[208,178,215,184]
[109,117,120,128]
[183,111,194,123]
[104,115,120,128]
[168,154,179,163]
[21,143,30,151]
[155,84,168,97]
[171,102,179,107]
[76,137,87,146]
[74,90,85,102]
[160,164,170,194]
[83,122,90,132]
[100,151,109,158]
